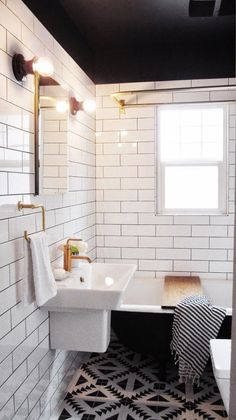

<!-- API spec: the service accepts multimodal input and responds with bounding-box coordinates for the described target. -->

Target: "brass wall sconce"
[70,97,96,115]
[12,53,54,81]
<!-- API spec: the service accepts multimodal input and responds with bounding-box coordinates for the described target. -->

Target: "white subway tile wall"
[41,104,69,194]
[96,80,236,280]
[0,2,235,418]
[0,1,95,419]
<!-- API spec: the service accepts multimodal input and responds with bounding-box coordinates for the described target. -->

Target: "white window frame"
[156,102,228,215]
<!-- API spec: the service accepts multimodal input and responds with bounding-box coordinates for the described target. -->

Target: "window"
[156,103,228,214]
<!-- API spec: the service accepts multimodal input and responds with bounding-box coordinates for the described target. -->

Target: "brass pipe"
[112,99,235,109]
[111,84,236,111]
[111,84,236,98]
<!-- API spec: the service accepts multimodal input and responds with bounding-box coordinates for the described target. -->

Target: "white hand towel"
[23,232,57,306]
[23,239,36,305]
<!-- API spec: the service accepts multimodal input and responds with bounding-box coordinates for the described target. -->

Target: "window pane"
[162,143,180,160]
[181,143,201,159]
[202,108,223,125]
[202,125,222,143]
[181,125,201,143]
[202,142,223,161]
[180,109,201,126]
[161,124,180,144]
[165,166,218,209]
[202,126,223,160]
[159,104,225,162]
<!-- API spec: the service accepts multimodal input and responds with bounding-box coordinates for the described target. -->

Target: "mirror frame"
[34,72,40,196]
[34,74,67,196]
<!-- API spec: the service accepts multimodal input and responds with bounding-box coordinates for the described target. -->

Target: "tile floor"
[52,338,228,420]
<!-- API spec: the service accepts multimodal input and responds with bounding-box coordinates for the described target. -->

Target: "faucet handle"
[66,238,82,247]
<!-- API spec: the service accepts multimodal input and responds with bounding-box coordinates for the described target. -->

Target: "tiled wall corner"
[0,0,95,418]
[96,80,236,281]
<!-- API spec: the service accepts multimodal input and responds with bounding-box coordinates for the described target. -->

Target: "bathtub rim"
[119,303,232,316]
[120,276,233,316]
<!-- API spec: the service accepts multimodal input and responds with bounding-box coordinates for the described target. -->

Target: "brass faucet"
[64,238,92,272]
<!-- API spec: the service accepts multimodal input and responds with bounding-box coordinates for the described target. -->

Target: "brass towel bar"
[17,201,46,242]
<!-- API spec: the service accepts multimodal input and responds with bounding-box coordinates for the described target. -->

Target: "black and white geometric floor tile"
[55,338,228,420]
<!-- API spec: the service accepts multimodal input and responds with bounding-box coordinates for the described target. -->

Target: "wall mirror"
[36,76,69,195]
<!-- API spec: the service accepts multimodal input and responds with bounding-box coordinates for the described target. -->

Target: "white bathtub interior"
[121,277,233,315]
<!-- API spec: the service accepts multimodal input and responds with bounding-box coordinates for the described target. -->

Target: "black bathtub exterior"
[111,310,231,378]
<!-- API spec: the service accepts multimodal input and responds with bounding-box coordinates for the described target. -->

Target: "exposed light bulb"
[105,277,114,286]
[33,57,54,77]
[56,100,69,113]
[82,99,96,113]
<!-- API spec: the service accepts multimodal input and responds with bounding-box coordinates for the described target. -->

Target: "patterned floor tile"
[54,338,228,420]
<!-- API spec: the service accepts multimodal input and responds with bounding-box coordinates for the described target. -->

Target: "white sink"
[44,263,137,311]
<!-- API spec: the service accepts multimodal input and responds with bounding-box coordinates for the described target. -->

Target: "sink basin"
[43,263,137,311]
[43,263,137,352]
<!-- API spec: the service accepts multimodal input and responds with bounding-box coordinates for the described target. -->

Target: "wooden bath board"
[162,276,203,309]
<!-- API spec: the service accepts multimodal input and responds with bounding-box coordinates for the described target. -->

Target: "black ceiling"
[22,0,235,84]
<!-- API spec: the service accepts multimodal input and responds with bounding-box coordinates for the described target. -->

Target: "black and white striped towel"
[170,295,226,384]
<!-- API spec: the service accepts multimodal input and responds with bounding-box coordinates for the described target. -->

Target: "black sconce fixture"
[70,96,96,115]
[12,53,54,81]
[70,97,82,115]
